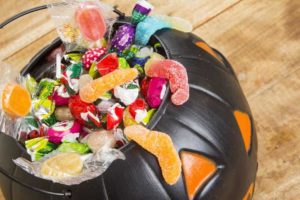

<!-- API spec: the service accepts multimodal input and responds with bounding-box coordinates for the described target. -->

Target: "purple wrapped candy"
[111,24,135,53]
[131,0,154,25]
[53,85,70,106]
[146,77,167,108]
[48,121,81,144]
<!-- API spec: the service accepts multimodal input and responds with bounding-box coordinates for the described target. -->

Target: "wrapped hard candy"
[58,142,90,155]
[52,85,70,106]
[25,137,57,161]
[55,106,74,121]
[106,103,124,130]
[48,121,81,144]
[131,0,154,25]
[68,95,101,128]
[142,77,167,108]
[128,98,148,123]
[82,48,106,70]
[37,79,57,99]
[111,24,135,53]
[96,53,119,76]
[114,80,140,106]
[123,107,138,127]
[61,63,83,95]
[113,128,128,147]
[86,130,116,152]
[32,99,56,124]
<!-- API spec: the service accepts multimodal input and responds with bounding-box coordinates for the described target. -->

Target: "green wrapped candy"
[25,137,57,161]
[120,45,140,60]
[32,99,55,124]
[118,57,130,69]
[88,62,100,79]
[61,63,83,95]
[142,109,156,125]
[37,78,58,99]
[24,74,38,97]
[58,142,90,155]
[64,52,83,63]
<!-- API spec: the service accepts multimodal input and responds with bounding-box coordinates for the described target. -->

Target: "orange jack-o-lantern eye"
[181,151,217,200]
[243,183,254,200]
[234,111,252,153]
[195,41,220,61]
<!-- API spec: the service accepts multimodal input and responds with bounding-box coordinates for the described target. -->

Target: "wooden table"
[0,0,299,199]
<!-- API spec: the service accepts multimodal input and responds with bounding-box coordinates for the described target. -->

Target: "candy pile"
[1,0,191,185]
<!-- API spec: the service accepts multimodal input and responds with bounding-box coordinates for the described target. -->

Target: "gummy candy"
[40,153,83,179]
[96,53,119,76]
[135,16,171,46]
[124,125,181,185]
[2,84,32,118]
[79,68,139,103]
[48,121,81,144]
[82,48,106,69]
[75,2,107,41]
[145,59,189,105]
[69,95,101,128]
[111,24,135,53]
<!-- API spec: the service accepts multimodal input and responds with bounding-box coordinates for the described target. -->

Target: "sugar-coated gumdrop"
[41,153,83,179]
[80,68,139,103]
[145,59,189,105]
[2,84,32,118]
[69,96,101,128]
[145,77,167,108]
[75,2,107,41]
[96,53,119,76]
[82,48,106,69]
[48,121,81,144]
[124,125,181,185]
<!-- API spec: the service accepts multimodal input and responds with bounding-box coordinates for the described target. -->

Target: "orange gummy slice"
[2,83,31,118]
[80,68,138,103]
[124,125,181,185]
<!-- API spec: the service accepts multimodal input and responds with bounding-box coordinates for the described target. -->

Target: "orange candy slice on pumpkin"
[2,83,31,118]
[80,68,139,103]
[124,125,181,185]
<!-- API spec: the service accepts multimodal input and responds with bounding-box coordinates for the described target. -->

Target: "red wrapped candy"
[107,103,124,130]
[129,98,147,118]
[96,53,119,76]
[69,95,101,128]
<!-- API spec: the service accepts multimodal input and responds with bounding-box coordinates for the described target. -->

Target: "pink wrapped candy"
[48,121,81,144]
[52,85,70,106]
[142,77,167,108]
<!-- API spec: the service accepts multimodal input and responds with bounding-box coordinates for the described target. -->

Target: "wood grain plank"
[193,0,300,98]
[0,0,57,60]
[250,68,300,200]
[0,0,240,62]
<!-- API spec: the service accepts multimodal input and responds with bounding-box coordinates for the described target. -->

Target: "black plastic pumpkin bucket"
[0,6,257,200]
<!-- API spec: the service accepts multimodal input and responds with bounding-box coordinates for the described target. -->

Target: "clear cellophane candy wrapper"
[0,62,125,185]
[47,0,117,50]
[0,61,22,137]
[14,147,125,185]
